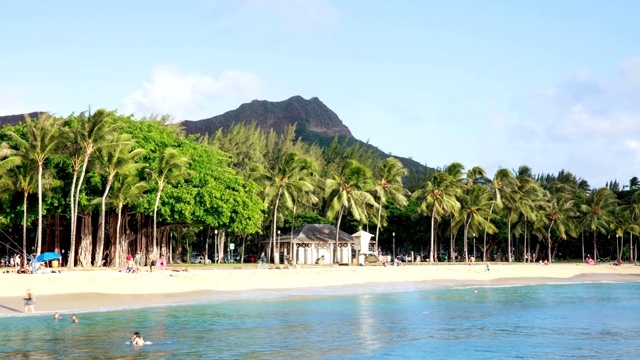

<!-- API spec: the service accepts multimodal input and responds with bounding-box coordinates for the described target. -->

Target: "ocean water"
[2,281,640,359]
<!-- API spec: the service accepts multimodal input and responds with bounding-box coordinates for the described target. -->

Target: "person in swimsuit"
[24,288,35,313]
[53,312,61,320]
[132,332,145,346]
[71,314,78,323]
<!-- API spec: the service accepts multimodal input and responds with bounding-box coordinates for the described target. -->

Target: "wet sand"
[1,263,639,316]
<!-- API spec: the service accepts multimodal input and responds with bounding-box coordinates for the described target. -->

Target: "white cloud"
[505,59,640,186]
[122,65,265,120]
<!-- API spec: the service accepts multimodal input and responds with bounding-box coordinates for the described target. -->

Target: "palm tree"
[580,187,618,262]
[0,143,22,261]
[412,171,461,262]
[539,190,577,262]
[6,113,66,254]
[627,191,640,262]
[109,173,147,267]
[325,159,377,263]
[258,152,316,264]
[457,166,488,262]
[67,109,119,267]
[455,184,498,262]
[372,157,409,252]
[147,148,192,256]
[92,135,145,266]
[484,168,515,261]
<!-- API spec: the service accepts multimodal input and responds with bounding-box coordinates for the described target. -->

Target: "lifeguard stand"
[352,230,375,264]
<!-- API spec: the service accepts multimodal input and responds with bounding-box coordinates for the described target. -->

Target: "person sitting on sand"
[612,259,623,266]
[126,257,136,273]
[132,332,145,346]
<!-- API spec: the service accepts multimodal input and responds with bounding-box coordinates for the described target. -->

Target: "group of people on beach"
[121,253,167,273]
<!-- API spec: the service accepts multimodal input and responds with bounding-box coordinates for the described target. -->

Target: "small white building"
[274,224,354,264]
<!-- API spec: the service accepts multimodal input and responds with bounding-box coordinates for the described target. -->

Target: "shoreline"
[1,264,639,316]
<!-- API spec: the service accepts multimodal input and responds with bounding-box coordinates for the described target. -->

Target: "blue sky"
[2,0,640,188]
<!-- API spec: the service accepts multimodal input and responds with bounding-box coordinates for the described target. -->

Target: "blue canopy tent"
[36,252,61,262]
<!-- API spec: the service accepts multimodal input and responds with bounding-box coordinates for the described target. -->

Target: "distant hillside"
[0,98,427,175]
[181,96,426,174]
[0,112,46,127]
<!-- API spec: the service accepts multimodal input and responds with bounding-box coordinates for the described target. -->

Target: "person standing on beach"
[24,288,35,313]
[149,254,156,272]
[135,252,141,270]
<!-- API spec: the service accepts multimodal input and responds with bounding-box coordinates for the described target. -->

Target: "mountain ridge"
[181,96,426,174]
[0,97,426,174]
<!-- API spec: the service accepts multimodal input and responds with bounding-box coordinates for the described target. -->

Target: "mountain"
[0,112,46,127]
[0,97,426,175]
[181,96,426,174]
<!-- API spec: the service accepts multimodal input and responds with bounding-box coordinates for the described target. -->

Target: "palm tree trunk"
[22,194,28,267]
[581,231,585,262]
[450,219,455,262]
[593,232,598,263]
[507,217,512,262]
[115,203,123,267]
[68,168,79,268]
[630,232,634,263]
[152,182,164,257]
[375,201,383,255]
[95,180,112,267]
[430,207,436,262]
[272,188,282,264]
[72,154,91,266]
[335,206,344,264]
[37,164,43,254]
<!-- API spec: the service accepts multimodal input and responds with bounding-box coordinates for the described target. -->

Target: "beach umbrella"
[36,252,61,262]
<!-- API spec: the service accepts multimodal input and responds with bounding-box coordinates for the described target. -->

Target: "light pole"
[214,229,218,264]
[392,232,396,261]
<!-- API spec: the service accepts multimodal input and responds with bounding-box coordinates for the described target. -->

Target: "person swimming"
[53,312,61,320]
[132,332,145,346]
[71,314,78,323]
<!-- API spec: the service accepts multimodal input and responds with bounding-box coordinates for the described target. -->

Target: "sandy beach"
[1,263,639,316]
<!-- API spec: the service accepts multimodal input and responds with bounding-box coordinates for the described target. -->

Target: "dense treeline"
[0,110,638,268]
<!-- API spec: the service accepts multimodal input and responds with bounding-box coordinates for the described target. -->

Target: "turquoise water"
[2,281,640,359]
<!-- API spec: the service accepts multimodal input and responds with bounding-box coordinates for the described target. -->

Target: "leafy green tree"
[325,159,377,263]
